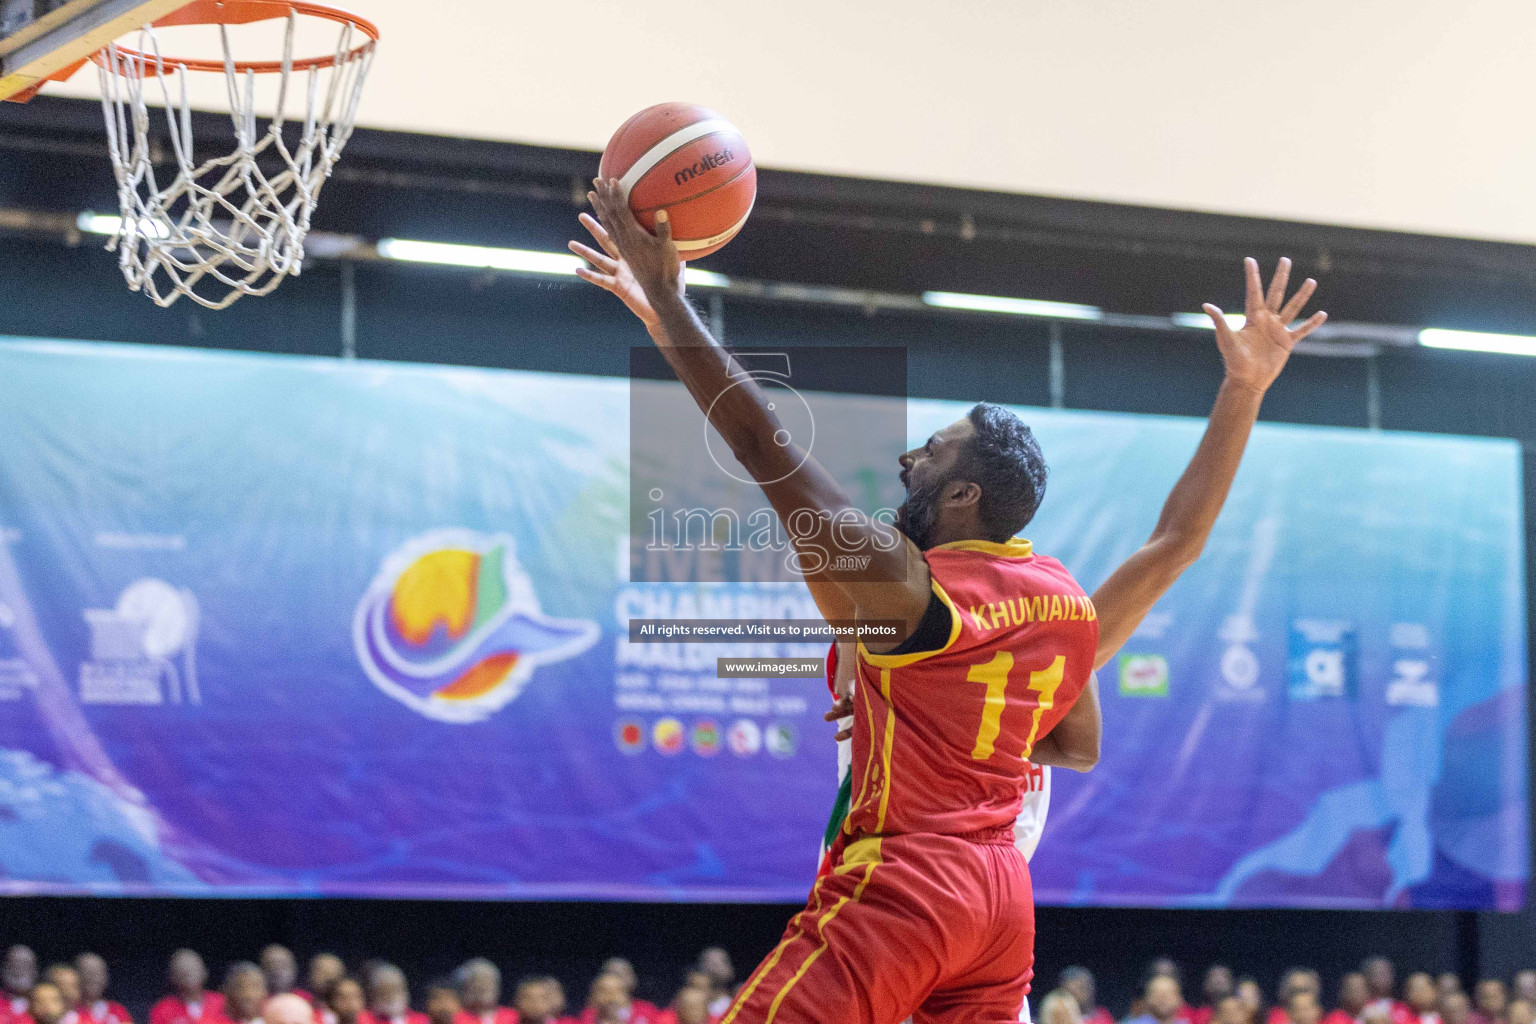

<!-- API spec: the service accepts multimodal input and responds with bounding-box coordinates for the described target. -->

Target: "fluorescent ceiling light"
[376,238,732,289]
[377,238,582,275]
[1419,328,1536,357]
[77,212,169,238]
[1172,311,1245,331]
[922,291,1102,320]
[683,268,731,288]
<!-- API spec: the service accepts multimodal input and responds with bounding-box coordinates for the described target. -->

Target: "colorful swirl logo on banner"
[354,529,599,723]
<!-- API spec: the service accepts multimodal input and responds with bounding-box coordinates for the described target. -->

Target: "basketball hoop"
[91,1,378,309]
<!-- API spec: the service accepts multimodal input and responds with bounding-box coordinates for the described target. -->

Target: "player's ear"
[945,480,982,510]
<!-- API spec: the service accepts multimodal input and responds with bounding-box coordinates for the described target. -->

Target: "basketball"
[599,102,756,260]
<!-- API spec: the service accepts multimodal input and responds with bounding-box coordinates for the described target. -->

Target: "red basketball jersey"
[843,537,1097,839]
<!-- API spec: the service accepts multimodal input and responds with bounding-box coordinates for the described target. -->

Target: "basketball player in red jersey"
[574,180,1325,1024]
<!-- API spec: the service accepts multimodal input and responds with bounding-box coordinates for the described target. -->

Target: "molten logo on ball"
[354,529,598,723]
[673,148,735,186]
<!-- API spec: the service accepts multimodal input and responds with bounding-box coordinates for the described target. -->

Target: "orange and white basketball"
[599,103,756,260]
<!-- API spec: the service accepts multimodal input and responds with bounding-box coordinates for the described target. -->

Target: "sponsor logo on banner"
[79,579,200,706]
[692,719,722,756]
[1386,622,1439,706]
[0,599,36,700]
[653,717,685,754]
[1288,619,1357,699]
[1214,614,1264,701]
[615,719,645,754]
[354,529,599,724]
[728,719,761,756]
[1118,653,1169,697]
[766,722,797,758]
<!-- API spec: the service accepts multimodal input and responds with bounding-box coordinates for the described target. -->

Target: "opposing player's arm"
[573,182,929,641]
[1090,257,1326,670]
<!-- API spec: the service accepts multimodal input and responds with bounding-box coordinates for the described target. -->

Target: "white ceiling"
[46,0,1536,244]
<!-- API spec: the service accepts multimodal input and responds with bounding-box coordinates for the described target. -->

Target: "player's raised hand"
[1203,257,1327,395]
[578,178,685,313]
[568,211,684,329]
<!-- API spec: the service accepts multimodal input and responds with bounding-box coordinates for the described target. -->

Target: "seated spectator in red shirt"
[693,950,732,1022]
[1215,995,1252,1024]
[263,996,314,1024]
[1238,979,1267,1024]
[1285,991,1323,1024]
[362,965,427,1024]
[218,963,270,1024]
[1442,992,1471,1024]
[42,966,79,1024]
[1508,1003,1535,1024]
[1363,959,1414,1024]
[591,963,656,1024]
[327,979,365,1024]
[1038,990,1082,1024]
[658,987,715,1024]
[453,961,515,1024]
[26,982,70,1024]
[308,957,347,1024]
[4,947,39,1023]
[423,981,461,1024]
[74,955,130,1024]
[1405,975,1442,1024]
[1061,967,1115,1024]
[1322,972,1371,1024]
[1127,974,1188,1024]
[511,979,570,1024]
[151,951,225,1024]
[260,950,308,1007]
[582,975,659,1024]
[1191,968,1238,1024]
[1469,981,1506,1024]
[1268,972,1323,1024]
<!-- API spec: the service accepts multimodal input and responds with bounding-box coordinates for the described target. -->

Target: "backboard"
[0,0,193,101]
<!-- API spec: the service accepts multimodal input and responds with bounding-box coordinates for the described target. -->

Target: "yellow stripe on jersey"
[875,667,896,833]
[858,578,963,668]
[763,845,882,1024]
[931,537,1034,558]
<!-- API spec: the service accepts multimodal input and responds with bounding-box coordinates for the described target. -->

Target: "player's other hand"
[571,178,685,324]
[825,696,854,742]
[1204,257,1327,395]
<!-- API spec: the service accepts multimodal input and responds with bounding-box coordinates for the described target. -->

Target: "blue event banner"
[0,338,1525,908]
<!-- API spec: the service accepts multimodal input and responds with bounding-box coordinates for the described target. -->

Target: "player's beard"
[895,474,946,550]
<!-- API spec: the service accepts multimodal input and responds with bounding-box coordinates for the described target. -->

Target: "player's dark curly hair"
[962,403,1048,542]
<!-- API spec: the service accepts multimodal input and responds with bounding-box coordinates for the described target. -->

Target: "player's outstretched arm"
[1090,257,1326,671]
[572,182,929,642]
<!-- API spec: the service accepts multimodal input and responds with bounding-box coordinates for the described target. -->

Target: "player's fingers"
[578,212,622,260]
[1242,257,1263,317]
[569,240,618,274]
[834,726,852,742]
[655,207,675,244]
[574,265,618,293]
[1266,256,1292,310]
[1287,309,1328,342]
[1202,303,1236,347]
[1278,278,1317,323]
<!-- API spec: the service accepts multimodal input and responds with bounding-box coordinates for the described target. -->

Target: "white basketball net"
[94,10,374,309]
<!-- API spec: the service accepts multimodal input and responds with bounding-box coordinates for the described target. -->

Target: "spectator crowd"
[0,943,1533,1024]
[0,945,736,1024]
[1036,958,1536,1024]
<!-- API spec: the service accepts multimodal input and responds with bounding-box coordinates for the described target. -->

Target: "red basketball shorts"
[722,830,1035,1024]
